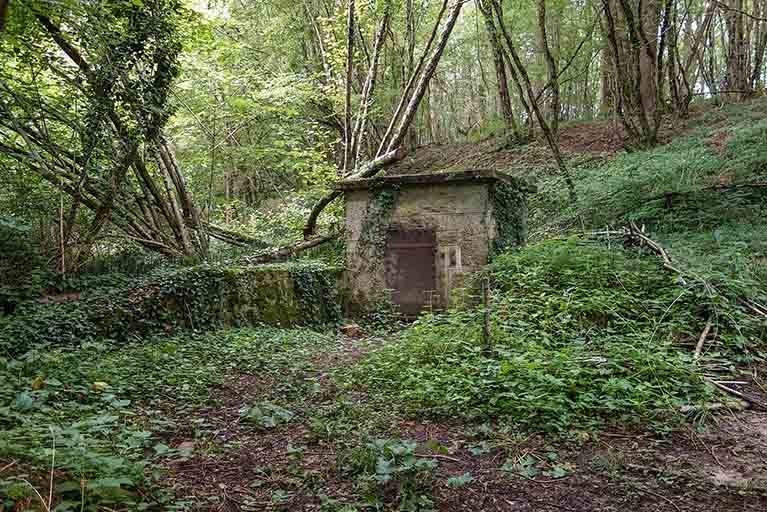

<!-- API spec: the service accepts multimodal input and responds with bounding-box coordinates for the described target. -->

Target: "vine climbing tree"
[0,0,208,264]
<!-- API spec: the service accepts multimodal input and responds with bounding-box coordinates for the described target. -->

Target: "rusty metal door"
[384,229,436,315]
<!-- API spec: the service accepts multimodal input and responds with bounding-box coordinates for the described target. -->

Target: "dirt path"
[160,334,767,511]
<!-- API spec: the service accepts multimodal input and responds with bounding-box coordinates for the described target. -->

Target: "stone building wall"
[344,182,496,310]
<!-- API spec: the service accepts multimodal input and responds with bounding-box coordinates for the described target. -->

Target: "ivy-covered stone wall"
[341,172,533,313]
[0,262,341,356]
[491,179,530,255]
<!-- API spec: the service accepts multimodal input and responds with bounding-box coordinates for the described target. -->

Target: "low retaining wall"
[0,262,341,356]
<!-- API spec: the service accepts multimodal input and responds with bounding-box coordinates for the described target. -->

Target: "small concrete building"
[336,169,533,315]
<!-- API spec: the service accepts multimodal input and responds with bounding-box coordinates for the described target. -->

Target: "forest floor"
[155,331,767,512]
[3,99,766,511]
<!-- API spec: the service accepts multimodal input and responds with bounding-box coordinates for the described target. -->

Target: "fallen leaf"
[31,376,45,390]
[92,381,110,392]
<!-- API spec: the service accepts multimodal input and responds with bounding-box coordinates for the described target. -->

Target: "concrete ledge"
[334,169,537,192]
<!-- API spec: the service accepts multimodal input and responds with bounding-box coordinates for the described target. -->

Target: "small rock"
[177,441,195,450]
[340,323,363,337]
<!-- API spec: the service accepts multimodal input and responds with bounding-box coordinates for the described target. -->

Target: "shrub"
[346,241,764,434]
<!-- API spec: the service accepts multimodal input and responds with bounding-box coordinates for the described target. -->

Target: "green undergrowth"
[0,261,341,356]
[0,327,334,511]
[346,240,766,435]
[531,101,767,236]
[524,98,767,335]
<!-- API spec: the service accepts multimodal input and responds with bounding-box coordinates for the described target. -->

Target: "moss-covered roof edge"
[333,169,537,193]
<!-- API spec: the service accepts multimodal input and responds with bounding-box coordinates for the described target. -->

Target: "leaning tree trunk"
[342,0,356,174]
[377,0,449,156]
[384,0,465,154]
[31,14,208,258]
[491,0,577,204]
[477,0,518,138]
[304,0,466,239]
[350,0,391,168]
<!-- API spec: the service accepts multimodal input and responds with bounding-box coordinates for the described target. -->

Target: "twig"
[694,432,725,468]
[628,222,684,275]
[415,453,461,463]
[527,476,573,484]
[679,401,749,413]
[48,427,55,511]
[707,379,767,411]
[694,317,713,361]
[740,298,767,318]
[482,277,492,356]
[0,460,17,473]
[640,487,681,512]
[20,479,51,512]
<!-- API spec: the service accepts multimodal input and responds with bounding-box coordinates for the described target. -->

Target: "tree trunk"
[377,0,449,156]
[477,0,518,137]
[342,0,355,173]
[491,0,577,204]
[0,0,9,33]
[535,0,560,137]
[350,0,391,168]
[385,0,466,153]
[33,14,208,258]
[751,0,767,88]
[303,147,406,238]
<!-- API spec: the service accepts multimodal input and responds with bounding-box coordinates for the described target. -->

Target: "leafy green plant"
[445,472,474,487]
[240,402,295,429]
[0,327,335,510]
[338,439,438,511]
[344,240,764,435]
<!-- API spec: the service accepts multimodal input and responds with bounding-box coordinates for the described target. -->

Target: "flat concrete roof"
[334,169,535,192]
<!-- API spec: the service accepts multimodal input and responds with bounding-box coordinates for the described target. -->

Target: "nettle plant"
[338,439,438,511]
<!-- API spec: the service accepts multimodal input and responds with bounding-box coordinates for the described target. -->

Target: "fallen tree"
[243,232,342,265]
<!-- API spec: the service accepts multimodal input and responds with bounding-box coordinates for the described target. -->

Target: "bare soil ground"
[160,334,767,511]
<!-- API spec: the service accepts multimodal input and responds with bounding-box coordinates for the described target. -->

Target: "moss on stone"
[1,262,342,355]
[492,179,529,255]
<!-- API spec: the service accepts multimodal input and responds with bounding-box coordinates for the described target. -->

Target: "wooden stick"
[415,453,461,463]
[679,401,749,413]
[694,317,713,361]
[628,222,685,274]
[482,277,492,356]
[706,379,767,411]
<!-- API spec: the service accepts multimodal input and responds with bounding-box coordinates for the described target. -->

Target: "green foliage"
[491,179,530,255]
[531,103,767,237]
[0,216,43,312]
[0,327,334,510]
[0,262,341,356]
[445,472,474,487]
[346,240,765,434]
[240,402,295,429]
[338,439,438,511]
